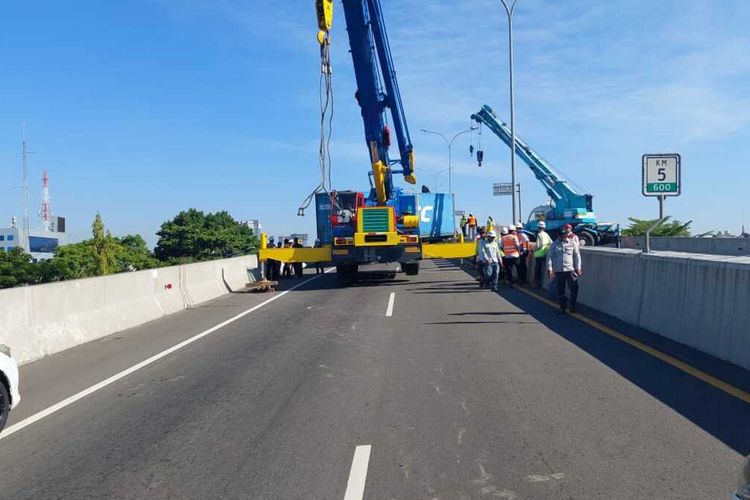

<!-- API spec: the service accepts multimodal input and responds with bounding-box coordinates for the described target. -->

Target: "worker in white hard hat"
[501,224,521,285]
[477,229,503,291]
[533,220,552,287]
[516,222,530,286]
[474,226,487,287]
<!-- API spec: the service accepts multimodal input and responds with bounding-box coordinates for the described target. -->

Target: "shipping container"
[315,192,333,245]
[415,193,454,241]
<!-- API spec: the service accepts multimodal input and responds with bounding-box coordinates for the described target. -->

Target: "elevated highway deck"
[0,260,747,499]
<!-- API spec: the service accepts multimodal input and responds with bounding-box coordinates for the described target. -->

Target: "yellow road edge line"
[514,285,750,405]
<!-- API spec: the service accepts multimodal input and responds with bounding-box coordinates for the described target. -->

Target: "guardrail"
[0,255,259,365]
[578,248,750,370]
[623,236,750,256]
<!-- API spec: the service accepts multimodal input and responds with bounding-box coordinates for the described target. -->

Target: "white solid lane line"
[0,270,331,442]
[343,445,372,500]
[385,292,395,317]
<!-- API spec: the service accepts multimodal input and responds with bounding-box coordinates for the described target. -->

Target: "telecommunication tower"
[40,170,52,231]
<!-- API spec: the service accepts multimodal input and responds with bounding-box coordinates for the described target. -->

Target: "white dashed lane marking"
[343,445,372,500]
[385,292,395,317]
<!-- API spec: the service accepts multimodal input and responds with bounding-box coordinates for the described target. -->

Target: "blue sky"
[1,0,749,246]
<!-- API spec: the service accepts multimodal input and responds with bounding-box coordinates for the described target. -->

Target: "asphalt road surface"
[1,260,747,499]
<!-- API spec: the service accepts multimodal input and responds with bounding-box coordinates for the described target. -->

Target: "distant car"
[0,344,21,433]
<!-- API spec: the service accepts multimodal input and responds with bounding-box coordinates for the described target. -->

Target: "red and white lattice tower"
[40,170,52,232]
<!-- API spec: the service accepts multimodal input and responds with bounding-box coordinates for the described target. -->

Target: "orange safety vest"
[501,234,520,257]
[518,232,530,252]
[467,215,477,226]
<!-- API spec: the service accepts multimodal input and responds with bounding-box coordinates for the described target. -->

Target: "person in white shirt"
[547,224,582,313]
[477,230,503,291]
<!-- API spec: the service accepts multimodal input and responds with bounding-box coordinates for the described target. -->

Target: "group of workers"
[265,237,326,281]
[263,215,582,313]
[460,213,499,238]
[473,219,582,314]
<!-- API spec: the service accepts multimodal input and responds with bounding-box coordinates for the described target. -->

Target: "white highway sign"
[642,154,681,196]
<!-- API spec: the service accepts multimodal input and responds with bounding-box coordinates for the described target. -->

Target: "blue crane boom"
[311,0,453,281]
[471,104,591,212]
[339,0,416,204]
[471,104,620,246]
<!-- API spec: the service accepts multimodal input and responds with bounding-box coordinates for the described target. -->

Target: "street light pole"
[420,127,476,197]
[500,0,520,224]
[420,127,476,236]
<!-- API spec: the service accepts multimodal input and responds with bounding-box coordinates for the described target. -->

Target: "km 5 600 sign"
[642,154,681,196]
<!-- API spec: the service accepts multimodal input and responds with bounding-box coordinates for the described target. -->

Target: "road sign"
[642,154,681,197]
[493,182,514,196]
[454,209,465,217]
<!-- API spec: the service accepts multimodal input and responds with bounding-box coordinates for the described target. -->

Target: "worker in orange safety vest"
[500,225,521,285]
[467,213,478,240]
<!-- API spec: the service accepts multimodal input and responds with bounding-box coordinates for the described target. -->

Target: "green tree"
[155,209,258,263]
[40,214,121,282]
[92,213,118,276]
[35,233,157,283]
[115,234,159,271]
[0,247,37,288]
[1,214,160,287]
[41,240,98,281]
[621,217,692,237]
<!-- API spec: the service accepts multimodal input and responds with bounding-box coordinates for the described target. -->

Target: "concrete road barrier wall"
[0,255,258,365]
[622,236,750,256]
[578,248,750,370]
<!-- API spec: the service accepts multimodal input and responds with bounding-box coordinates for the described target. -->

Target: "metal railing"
[644,216,670,254]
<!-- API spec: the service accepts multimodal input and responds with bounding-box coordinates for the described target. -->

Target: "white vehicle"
[735,454,750,499]
[0,344,21,433]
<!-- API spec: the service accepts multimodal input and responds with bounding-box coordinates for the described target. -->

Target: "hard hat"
[501,226,509,235]
[515,222,523,229]
[537,221,546,228]
[487,230,497,238]
[508,225,516,231]
[563,223,573,230]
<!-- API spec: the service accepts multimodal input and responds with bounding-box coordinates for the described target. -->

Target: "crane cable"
[298,34,335,216]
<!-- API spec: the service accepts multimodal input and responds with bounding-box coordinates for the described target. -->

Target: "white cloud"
[153,0,750,233]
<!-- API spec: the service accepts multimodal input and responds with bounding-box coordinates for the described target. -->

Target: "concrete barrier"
[622,236,750,256]
[578,248,750,370]
[0,255,259,365]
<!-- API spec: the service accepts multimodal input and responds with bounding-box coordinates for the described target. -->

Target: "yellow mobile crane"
[259,1,476,279]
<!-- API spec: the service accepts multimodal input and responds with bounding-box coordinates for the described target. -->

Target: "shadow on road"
[450,263,750,456]
[445,261,750,455]
[272,269,414,291]
[448,311,527,316]
[407,283,482,292]
[425,320,538,325]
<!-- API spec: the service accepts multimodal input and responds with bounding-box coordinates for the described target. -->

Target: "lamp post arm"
[419,129,448,145]
[448,127,476,147]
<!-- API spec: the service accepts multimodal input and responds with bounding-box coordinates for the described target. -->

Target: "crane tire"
[579,231,596,247]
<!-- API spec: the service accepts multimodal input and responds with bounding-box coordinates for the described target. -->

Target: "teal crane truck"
[471,104,619,246]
